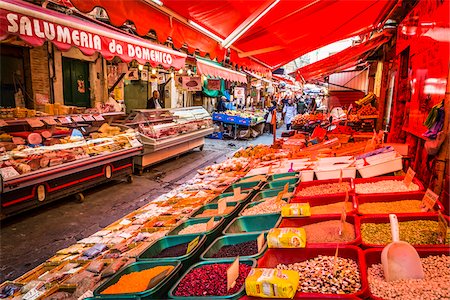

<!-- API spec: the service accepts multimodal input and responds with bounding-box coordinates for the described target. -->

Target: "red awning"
[0,0,186,69]
[68,0,396,71]
[295,33,391,81]
[196,58,247,83]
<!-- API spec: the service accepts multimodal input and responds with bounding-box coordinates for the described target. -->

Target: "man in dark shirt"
[146,90,162,109]
[216,96,227,112]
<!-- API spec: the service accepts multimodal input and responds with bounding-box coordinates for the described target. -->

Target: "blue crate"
[235,116,252,126]
[207,132,223,139]
[212,112,225,121]
[224,115,237,123]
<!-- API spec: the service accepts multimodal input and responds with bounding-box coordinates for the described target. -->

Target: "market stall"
[211,110,266,140]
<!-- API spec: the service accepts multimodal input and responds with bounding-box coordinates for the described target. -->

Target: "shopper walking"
[265,100,277,134]
[283,99,297,130]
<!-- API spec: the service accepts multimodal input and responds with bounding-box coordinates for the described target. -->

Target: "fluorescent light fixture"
[138,64,144,71]
[188,20,224,43]
[151,0,163,6]
[152,68,157,75]
[187,69,192,76]
[222,0,280,49]
[178,69,184,74]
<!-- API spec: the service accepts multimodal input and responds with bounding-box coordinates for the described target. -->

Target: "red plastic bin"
[278,215,361,247]
[356,191,444,216]
[364,247,450,300]
[294,178,355,200]
[358,213,450,249]
[290,194,358,216]
[354,176,425,196]
[255,246,369,299]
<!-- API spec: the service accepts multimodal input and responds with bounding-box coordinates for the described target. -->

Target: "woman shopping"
[282,99,297,130]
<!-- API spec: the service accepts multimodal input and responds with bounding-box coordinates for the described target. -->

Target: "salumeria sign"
[0,0,186,69]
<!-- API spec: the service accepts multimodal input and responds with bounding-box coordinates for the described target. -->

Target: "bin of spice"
[278,215,361,246]
[356,191,444,215]
[365,247,450,300]
[290,194,357,216]
[137,234,206,271]
[223,180,262,194]
[250,188,295,203]
[256,246,368,298]
[167,217,225,244]
[189,202,241,221]
[168,258,256,299]
[201,233,268,260]
[93,260,181,299]
[223,214,281,235]
[354,176,425,196]
[294,178,355,200]
[261,178,300,190]
[208,191,252,204]
[358,214,450,248]
[240,199,287,216]
[268,172,300,181]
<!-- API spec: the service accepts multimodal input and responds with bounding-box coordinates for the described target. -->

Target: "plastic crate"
[235,116,252,126]
[167,258,257,299]
[167,216,225,244]
[212,113,225,121]
[278,215,361,246]
[358,213,450,249]
[239,199,287,217]
[294,178,355,199]
[256,246,368,299]
[189,201,241,222]
[208,191,252,204]
[364,247,450,300]
[236,174,268,184]
[260,178,300,190]
[223,181,262,194]
[223,214,281,235]
[267,172,299,181]
[354,176,425,196]
[289,194,358,216]
[137,234,206,271]
[356,156,403,178]
[356,191,444,216]
[315,167,357,180]
[249,188,295,203]
[200,232,268,260]
[93,260,181,299]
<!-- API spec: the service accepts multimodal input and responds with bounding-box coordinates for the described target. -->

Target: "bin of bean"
[256,246,368,298]
[268,172,300,181]
[356,192,444,215]
[290,194,357,216]
[137,234,206,271]
[354,176,424,196]
[201,233,268,260]
[250,188,295,203]
[167,216,225,244]
[278,215,361,246]
[358,214,450,248]
[223,214,281,235]
[189,202,241,221]
[365,248,450,300]
[93,260,181,299]
[294,178,355,200]
[208,191,252,204]
[168,258,256,299]
[240,199,287,216]
[261,178,300,190]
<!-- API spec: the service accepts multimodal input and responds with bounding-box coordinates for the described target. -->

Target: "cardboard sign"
[218,199,227,214]
[332,244,340,276]
[283,183,289,195]
[234,187,241,198]
[421,189,439,211]
[43,117,57,125]
[257,232,265,252]
[26,118,44,127]
[0,119,8,127]
[93,114,105,121]
[182,76,202,91]
[71,115,84,122]
[0,166,20,179]
[82,115,95,122]
[207,79,221,91]
[186,236,200,254]
[403,167,416,187]
[206,217,215,231]
[58,117,70,124]
[227,256,239,291]
[276,190,284,203]
[437,211,448,244]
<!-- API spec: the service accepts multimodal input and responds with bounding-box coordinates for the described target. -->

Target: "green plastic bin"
[268,172,299,181]
[239,199,287,217]
[222,214,281,235]
[260,177,299,190]
[200,232,268,260]
[168,258,257,299]
[93,260,181,299]
[167,216,225,243]
[208,191,252,204]
[137,234,206,271]
[249,188,295,203]
[236,174,267,184]
[223,180,261,194]
[189,201,241,222]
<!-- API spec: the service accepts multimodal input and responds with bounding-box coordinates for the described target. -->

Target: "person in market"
[216,95,227,112]
[282,98,297,130]
[308,97,317,113]
[296,97,307,115]
[224,97,236,110]
[265,100,278,134]
[146,90,162,109]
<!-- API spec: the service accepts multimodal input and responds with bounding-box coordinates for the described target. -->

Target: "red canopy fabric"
[0,0,186,69]
[295,33,391,81]
[196,58,247,83]
[69,0,396,71]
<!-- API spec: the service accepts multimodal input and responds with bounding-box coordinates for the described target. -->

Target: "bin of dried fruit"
[294,178,354,199]
[168,258,255,298]
[223,214,282,235]
[278,215,360,245]
[167,216,225,243]
[290,194,357,216]
[189,202,240,220]
[257,246,367,298]
[240,198,287,216]
[359,214,450,248]
[354,176,424,195]
[93,261,181,299]
[365,248,450,300]
[357,192,444,215]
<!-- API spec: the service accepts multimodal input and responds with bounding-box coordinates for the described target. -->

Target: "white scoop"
[381,214,424,282]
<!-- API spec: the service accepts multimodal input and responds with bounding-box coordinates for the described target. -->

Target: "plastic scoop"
[288,163,294,173]
[381,214,424,282]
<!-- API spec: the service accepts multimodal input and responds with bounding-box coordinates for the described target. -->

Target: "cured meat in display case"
[0,113,142,219]
[119,107,214,174]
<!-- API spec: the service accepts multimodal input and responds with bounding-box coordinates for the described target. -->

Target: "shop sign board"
[207,79,221,90]
[182,76,202,91]
[234,87,245,102]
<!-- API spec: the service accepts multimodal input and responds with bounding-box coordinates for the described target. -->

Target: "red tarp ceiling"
[69,0,397,72]
[295,33,391,81]
[0,0,186,69]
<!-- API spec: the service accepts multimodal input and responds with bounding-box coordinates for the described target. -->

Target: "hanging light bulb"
[178,68,183,75]
[138,64,144,71]
[170,72,174,78]
[151,68,157,75]
[187,69,192,76]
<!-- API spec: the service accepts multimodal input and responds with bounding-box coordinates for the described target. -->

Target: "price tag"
[82,115,95,121]
[338,205,347,236]
[93,114,105,121]
[0,166,20,179]
[283,183,289,195]
[421,189,439,211]
[72,115,84,122]
[268,165,273,174]
[234,187,241,197]
[437,211,449,244]
[339,169,343,183]
[227,256,239,291]
[276,190,284,203]
[22,288,44,300]
[0,119,8,127]
[58,117,70,124]
[332,244,339,276]
[218,199,227,214]
[403,167,416,187]
[26,118,44,127]
[206,217,215,231]
[257,232,265,252]
[186,236,200,254]
[43,117,57,125]
[128,138,142,148]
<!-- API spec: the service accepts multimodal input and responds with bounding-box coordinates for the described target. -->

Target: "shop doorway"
[0,45,27,108]
[62,57,90,107]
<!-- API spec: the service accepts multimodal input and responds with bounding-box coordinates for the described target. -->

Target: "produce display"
[355,92,376,106]
[151,243,189,258]
[178,222,219,234]
[358,200,425,214]
[212,241,258,258]
[297,182,351,197]
[241,198,286,216]
[357,104,378,116]
[355,180,420,194]
[361,220,446,245]
[277,256,361,294]
[302,220,355,243]
[195,206,235,217]
[368,254,450,300]
[234,144,288,161]
[173,263,252,296]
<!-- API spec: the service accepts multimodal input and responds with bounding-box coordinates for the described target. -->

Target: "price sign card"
[186,236,200,254]
[227,257,239,291]
[71,115,84,122]
[283,183,289,195]
[58,117,70,124]
[26,118,44,127]
[234,187,241,197]
[421,189,439,211]
[82,115,95,122]
[206,217,215,231]
[93,114,105,121]
[218,199,227,214]
[403,167,416,187]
